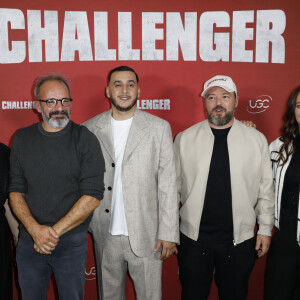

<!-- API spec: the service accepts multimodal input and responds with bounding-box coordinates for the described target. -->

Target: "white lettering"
[0,9,286,64]
[232,11,254,62]
[166,12,197,61]
[1,101,33,109]
[199,11,230,62]
[118,12,140,60]
[61,11,93,61]
[164,99,170,110]
[141,99,147,109]
[85,266,96,276]
[142,12,164,60]
[136,99,171,110]
[256,10,286,63]
[153,100,159,109]
[27,10,59,62]
[0,8,26,63]
[94,12,116,61]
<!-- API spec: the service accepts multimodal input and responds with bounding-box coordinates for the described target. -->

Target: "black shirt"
[198,127,234,243]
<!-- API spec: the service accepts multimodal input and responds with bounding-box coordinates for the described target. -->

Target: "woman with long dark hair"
[265,86,300,300]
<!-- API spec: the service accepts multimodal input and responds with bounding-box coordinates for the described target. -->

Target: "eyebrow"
[206,92,231,96]
[113,80,136,84]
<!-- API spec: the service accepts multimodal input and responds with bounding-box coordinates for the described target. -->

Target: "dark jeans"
[178,233,257,300]
[16,231,88,300]
[264,229,300,300]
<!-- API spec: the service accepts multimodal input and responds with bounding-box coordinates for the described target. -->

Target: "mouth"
[49,111,68,118]
[213,106,225,113]
[119,96,130,101]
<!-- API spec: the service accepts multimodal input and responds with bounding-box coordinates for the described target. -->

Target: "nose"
[216,97,223,106]
[122,85,128,94]
[54,100,64,111]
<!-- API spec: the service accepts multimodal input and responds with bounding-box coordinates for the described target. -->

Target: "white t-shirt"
[109,116,133,236]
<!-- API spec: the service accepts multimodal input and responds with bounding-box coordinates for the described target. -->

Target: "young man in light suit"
[83,66,179,300]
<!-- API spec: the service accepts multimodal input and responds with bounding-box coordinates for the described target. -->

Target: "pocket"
[235,237,256,259]
[153,249,162,260]
[16,239,36,262]
[61,232,87,248]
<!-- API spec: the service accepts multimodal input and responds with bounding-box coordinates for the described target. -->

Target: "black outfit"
[179,233,256,300]
[265,134,300,300]
[0,143,12,300]
[178,127,256,300]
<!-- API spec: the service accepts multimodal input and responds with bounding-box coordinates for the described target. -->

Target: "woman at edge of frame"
[0,143,19,300]
[265,86,300,300]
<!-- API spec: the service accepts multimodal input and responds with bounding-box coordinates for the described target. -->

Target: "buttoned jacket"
[83,109,179,257]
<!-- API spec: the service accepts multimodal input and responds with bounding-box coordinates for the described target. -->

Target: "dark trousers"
[264,229,300,300]
[178,233,257,300]
[16,231,88,300]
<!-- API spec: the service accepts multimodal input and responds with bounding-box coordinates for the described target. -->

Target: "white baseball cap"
[201,75,237,97]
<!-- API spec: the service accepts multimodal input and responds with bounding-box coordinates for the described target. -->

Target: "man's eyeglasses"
[38,98,73,108]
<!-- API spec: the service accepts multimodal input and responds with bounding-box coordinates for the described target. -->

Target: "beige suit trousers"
[101,234,162,300]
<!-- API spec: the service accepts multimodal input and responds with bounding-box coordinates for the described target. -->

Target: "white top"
[109,116,133,236]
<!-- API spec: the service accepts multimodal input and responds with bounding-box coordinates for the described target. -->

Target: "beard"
[110,96,137,112]
[40,107,70,129]
[206,105,235,127]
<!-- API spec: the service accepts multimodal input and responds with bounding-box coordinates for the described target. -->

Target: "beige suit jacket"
[83,109,179,257]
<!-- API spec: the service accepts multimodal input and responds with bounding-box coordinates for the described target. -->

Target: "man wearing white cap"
[174,75,274,300]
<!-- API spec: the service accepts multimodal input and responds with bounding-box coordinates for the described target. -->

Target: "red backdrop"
[1,0,299,299]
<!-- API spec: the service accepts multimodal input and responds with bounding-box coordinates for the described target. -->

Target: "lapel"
[123,109,149,164]
[94,110,115,161]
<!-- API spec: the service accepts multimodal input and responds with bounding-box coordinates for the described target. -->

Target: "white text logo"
[0,9,286,64]
[1,100,34,110]
[247,95,272,114]
[137,99,170,110]
[85,264,96,281]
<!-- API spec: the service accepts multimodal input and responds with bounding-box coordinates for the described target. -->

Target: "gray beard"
[110,96,137,112]
[41,109,70,129]
[206,106,235,127]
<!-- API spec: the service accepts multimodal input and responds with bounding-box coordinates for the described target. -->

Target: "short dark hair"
[34,73,70,100]
[108,66,139,83]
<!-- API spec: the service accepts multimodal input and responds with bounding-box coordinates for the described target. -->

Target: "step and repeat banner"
[1,0,299,299]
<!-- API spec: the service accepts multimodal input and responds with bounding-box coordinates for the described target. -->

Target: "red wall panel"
[1,0,299,298]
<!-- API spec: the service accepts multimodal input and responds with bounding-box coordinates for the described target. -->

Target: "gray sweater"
[9,121,105,241]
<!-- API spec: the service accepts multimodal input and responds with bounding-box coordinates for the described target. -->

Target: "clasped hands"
[30,224,59,255]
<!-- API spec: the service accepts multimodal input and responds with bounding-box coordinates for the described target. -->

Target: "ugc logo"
[247,95,272,114]
[85,264,97,281]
